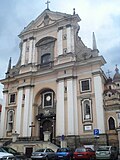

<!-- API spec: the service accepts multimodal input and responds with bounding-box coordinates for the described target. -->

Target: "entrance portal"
[40,120,53,141]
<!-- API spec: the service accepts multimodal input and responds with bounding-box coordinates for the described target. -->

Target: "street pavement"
[118,154,120,160]
[28,155,120,160]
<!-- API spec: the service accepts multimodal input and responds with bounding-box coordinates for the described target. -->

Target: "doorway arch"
[40,120,53,142]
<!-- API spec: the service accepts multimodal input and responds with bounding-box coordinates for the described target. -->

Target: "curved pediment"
[19,9,80,37]
[36,36,56,47]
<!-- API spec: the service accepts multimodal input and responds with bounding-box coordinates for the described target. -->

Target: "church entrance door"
[40,120,53,142]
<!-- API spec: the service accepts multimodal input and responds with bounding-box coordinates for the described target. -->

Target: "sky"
[0,0,120,98]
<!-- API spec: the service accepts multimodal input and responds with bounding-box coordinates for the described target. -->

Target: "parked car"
[0,146,26,159]
[73,146,96,160]
[95,146,118,160]
[31,148,56,160]
[56,147,73,160]
[0,151,15,159]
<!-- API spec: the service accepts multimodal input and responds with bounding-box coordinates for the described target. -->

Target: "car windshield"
[35,149,45,152]
[2,147,17,154]
[57,148,69,152]
[75,148,86,152]
[0,148,7,152]
[97,146,110,151]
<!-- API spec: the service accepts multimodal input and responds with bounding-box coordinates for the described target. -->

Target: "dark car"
[31,148,56,160]
[56,147,73,160]
[73,147,95,160]
[0,146,26,159]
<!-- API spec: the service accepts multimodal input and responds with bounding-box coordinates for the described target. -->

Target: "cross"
[45,0,50,10]
[106,69,112,78]
[29,122,35,137]
[115,64,119,73]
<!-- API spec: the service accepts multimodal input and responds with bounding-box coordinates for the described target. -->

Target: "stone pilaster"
[56,80,65,136]
[21,40,27,65]
[57,28,63,56]
[93,73,105,133]
[15,88,23,136]
[0,92,7,138]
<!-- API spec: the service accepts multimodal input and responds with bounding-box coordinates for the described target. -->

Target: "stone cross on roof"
[45,0,50,10]
[106,69,112,78]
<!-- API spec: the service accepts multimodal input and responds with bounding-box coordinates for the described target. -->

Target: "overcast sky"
[0,0,120,98]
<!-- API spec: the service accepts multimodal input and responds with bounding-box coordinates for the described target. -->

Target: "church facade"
[0,7,120,150]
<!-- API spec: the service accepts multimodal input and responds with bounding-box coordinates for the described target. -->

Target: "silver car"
[31,148,56,160]
[95,146,118,160]
[0,152,15,159]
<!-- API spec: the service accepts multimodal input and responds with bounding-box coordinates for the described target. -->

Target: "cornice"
[17,84,35,90]
[56,76,77,82]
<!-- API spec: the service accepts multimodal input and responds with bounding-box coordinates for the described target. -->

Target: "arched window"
[108,117,115,130]
[36,36,56,66]
[82,99,92,121]
[7,110,14,132]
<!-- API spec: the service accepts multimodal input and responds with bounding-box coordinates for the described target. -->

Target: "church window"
[80,79,91,92]
[82,99,92,122]
[36,37,56,67]
[9,93,16,104]
[7,110,14,132]
[108,117,115,130]
[41,53,51,64]
[42,91,53,108]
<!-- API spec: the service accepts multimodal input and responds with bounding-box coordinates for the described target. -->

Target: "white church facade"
[0,6,120,152]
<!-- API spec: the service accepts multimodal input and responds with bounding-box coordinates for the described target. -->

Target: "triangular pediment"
[19,9,80,36]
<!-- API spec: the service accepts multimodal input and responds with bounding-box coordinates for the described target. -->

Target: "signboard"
[94,129,99,137]
[61,134,64,141]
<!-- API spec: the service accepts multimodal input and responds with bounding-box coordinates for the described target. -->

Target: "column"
[32,39,36,64]
[0,92,7,138]
[93,74,105,133]
[71,26,75,52]
[73,79,78,135]
[67,26,72,53]
[67,79,75,135]
[116,128,120,153]
[23,88,31,137]
[57,28,63,56]
[67,26,74,53]
[21,41,27,65]
[28,39,33,64]
[117,112,120,127]
[56,80,65,136]
[15,89,23,135]
[27,87,34,137]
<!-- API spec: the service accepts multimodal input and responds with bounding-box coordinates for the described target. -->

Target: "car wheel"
[89,157,95,160]
[46,156,49,160]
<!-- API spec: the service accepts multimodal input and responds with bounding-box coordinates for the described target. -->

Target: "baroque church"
[0,3,120,154]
